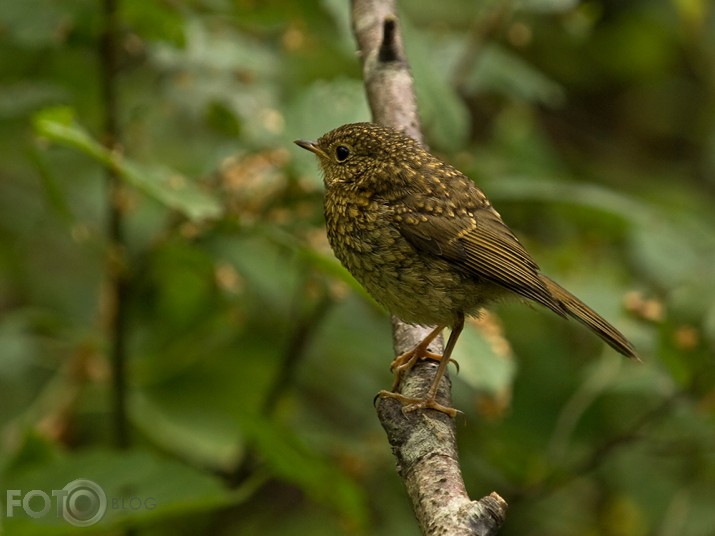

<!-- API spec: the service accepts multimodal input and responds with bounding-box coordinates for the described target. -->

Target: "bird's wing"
[396,196,566,316]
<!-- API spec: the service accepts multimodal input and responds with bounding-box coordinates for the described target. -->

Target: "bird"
[294,122,640,417]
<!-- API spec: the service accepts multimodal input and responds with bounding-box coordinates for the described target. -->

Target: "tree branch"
[350,1,507,534]
[100,0,131,450]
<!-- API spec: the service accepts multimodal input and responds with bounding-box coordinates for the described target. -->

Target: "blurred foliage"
[1,0,714,535]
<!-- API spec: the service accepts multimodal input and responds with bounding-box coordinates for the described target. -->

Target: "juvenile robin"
[295,122,639,417]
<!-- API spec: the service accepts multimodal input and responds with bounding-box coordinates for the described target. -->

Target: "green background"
[1,0,714,534]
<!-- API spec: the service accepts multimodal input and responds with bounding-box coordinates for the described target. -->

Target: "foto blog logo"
[6,479,107,527]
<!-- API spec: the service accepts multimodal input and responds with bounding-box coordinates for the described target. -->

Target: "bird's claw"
[376,389,461,418]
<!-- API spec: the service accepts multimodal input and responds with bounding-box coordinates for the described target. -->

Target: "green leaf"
[451,318,516,396]
[401,20,470,151]
[32,106,222,222]
[132,392,244,470]
[123,0,186,46]
[2,447,239,534]
[32,106,106,161]
[465,44,565,107]
[121,160,222,222]
[485,175,649,224]
[239,415,368,529]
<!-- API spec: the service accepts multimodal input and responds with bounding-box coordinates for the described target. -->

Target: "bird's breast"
[323,188,488,326]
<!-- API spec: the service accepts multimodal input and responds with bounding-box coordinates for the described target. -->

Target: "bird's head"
[294,122,424,192]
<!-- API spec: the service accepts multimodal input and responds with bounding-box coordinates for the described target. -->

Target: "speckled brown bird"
[295,122,640,417]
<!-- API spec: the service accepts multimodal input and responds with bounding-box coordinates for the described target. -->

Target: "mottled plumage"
[295,122,639,416]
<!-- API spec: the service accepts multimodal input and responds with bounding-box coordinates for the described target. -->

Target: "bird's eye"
[335,145,350,162]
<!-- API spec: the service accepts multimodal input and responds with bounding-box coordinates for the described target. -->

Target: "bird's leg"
[379,314,465,418]
[389,324,445,390]
[419,315,464,414]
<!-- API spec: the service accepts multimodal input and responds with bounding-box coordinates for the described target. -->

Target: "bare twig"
[350,1,507,534]
[99,0,131,449]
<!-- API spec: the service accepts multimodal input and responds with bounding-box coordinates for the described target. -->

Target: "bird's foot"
[389,348,459,390]
[377,390,461,418]
[390,346,442,386]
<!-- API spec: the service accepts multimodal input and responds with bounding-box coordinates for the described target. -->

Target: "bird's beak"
[294,139,328,159]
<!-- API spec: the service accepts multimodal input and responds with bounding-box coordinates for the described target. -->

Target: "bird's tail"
[539,275,641,361]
